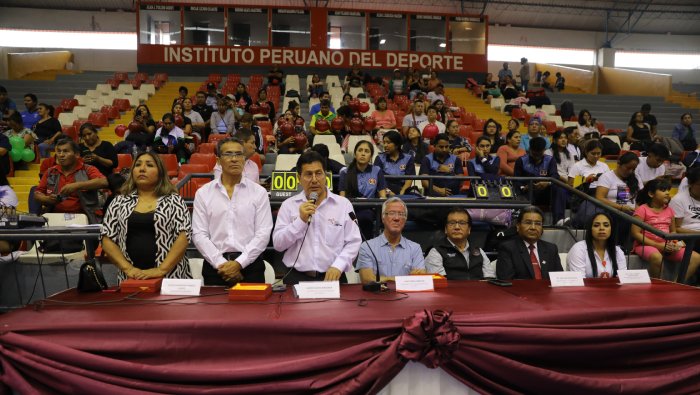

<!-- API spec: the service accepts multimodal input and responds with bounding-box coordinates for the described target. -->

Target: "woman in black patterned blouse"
[101,152,192,281]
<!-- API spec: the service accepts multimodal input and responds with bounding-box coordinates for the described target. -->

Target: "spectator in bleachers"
[388,69,407,99]
[576,109,599,142]
[433,99,448,123]
[309,92,335,117]
[496,206,563,280]
[340,93,353,108]
[310,143,345,179]
[233,83,253,112]
[568,139,608,187]
[483,119,505,153]
[308,74,325,99]
[0,172,18,254]
[370,97,397,132]
[507,118,520,133]
[238,113,264,155]
[546,130,574,184]
[101,151,191,281]
[481,73,499,102]
[21,93,40,130]
[635,143,669,187]
[172,86,188,107]
[249,88,276,121]
[0,86,17,128]
[501,75,520,101]
[554,72,565,91]
[409,74,430,100]
[267,64,284,93]
[401,100,428,136]
[34,138,107,217]
[446,119,471,156]
[6,112,37,167]
[171,102,193,137]
[153,113,188,164]
[205,83,220,110]
[193,91,213,143]
[345,64,364,91]
[517,58,531,92]
[210,98,235,136]
[374,130,415,196]
[427,70,442,92]
[670,167,700,246]
[420,133,464,197]
[418,106,446,141]
[567,212,626,278]
[134,104,156,134]
[0,128,11,176]
[520,118,550,151]
[275,110,300,154]
[632,178,700,281]
[35,103,62,158]
[467,136,500,179]
[672,113,696,151]
[540,71,552,91]
[116,105,155,154]
[627,111,655,152]
[78,123,117,177]
[515,137,565,224]
[339,140,386,199]
[640,104,658,138]
[425,208,493,279]
[356,197,426,284]
[402,126,428,164]
[497,63,513,87]
[593,152,640,246]
[309,99,337,140]
[497,130,525,176]
[564,126,582,161]
[183,98,205,137]
[426,84,445,105]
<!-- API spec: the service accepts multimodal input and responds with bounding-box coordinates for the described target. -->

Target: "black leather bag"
[77,259,107,292]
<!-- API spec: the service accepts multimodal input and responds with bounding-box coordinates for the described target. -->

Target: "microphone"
[349,212,383,292]
[307,192,319,223]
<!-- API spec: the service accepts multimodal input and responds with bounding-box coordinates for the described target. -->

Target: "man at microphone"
[273,151,361,284]
[355,197,426,284]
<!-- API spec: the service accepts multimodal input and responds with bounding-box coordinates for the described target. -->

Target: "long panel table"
[1,279,700,394]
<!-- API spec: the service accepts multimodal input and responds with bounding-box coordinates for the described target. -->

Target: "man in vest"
[35,138,107,217]
[514,136,566,224]
[425,208,493,279]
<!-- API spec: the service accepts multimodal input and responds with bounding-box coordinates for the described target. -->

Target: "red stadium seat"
[198,143,217,154]
[178,163,210,179]
[130,79,143,89]
[88,112,108,127]
[53,106,63,118]
[71,121,88,138]
[596,122,606,135]
[61,98,79,112]
[178,177,211,199]
[134,72,149,82]
[115,154,133,173]
[472,118,485,132]
[189,153,217,171]
[112,98,131,112]
[153,73,168,82]
[101,105,120,120]
[458,125,474,138]
[62,126,77,141]
[159,154,179,178]
[114,72,129,82]
[208,134,228,144]
[511,108,526,121]
[542,120,557,135]
[250,153,262,171]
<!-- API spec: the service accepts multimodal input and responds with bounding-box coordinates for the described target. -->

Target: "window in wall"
[271,9,310,48]
[449,17,485,55]
[327,11,366,50]
[410,15,446,53]
[488,44,596,66]
[183,6,225,45]
[228,8,268,47]
[139,5,181,45]
[369,13,406,51]
[615,51,700,70]
[0,29,136,50]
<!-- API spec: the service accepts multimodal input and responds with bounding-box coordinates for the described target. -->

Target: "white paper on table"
[294,281,340,299]
[160,279,202,295]
[617,270,651,284]
[395,275,434,292]
[549,271,585,287]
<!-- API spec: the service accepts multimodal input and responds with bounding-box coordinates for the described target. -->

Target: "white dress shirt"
[213,159,259,183]
[567,240,627,278]
[273,189,361,273]
[192,176,273,269]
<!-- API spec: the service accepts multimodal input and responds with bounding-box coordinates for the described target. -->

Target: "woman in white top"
[576,109,599,140]
[0,172,19,255]
[567,212,627,278]
[594,152,640,246]
[545,130,575,182]
[568,139,609,187]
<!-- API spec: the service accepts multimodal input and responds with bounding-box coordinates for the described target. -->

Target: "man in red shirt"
[35,138,107,215]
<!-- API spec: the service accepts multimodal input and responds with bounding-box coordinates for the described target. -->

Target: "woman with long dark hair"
[547,130,574,183]
[374,130,414,196]
[401,126,428,164]
[567,212,626,278]
[0,171,19,254]
[483,118,505,154]
[627,111,654,152]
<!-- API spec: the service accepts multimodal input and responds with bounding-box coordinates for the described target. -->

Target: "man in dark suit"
[497,206,563,280]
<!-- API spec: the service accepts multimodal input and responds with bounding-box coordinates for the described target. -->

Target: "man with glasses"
[496,206,562,280]
[213,129,258,183]
[425,208,493,279]
[273,151,361,284]
[192,137,272,285]
[356,197,426,284]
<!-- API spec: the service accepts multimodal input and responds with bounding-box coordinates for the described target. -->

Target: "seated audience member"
[345,65,364,90]
[554,72,565,91]
[420,133,464,197]
[426,83,445,105]
[402,100,428,136]
[237,113,264,154]
[506,118,520,135]
[374,130,415,196]
[233,83,253,113]
[632,178,700,281]
[0,86,17,125]
[0,132,10,176]
[564,126,582,161]
[0,171,19,254]
[640,104,658,138]
[501,75,520,100]
[418,106,446,142]
[627,111,654,152]
[567,212,626,278]
[433,99,448,123]
[672,113,697,151]
[183,97,205,134]
[34,103,62,158]
[514,137,565,224]
[371,97,397,131]
[205,83,220,110]
[567,139,608,187]
[308,74,325,99]
[78,123,118,177]
[546,130,574,184]
[193,91,214,125]
[520,118,550,151]
[540,71,552,91]
[133,104,157,134]
[193,137,273,285]
[482,119,505,153]
[356,197,425,283]
[635,143,669,187]
[446,120,471,156]
[409,74,430,100]
[275,110,302,154]
[425,208,493,279]
[496,206,563,280]
[153,113,189,163]
[670,167,700,252]
[101,152,192,281]
[273,151,362,284]
[309,99,337,139]
[427,70,442,91]
[402,126,428,164]
[267,64,285,91]
[21,93,40,129]
[171,102,193,138]
[172,86,188,107]
[5,112,37,167]
[481,73,500,102]
[250,88,276,121]
[467,136,500,179]
[388,69,407,99]
[497,130,525,176]
[309,92,335,117]
[576,109,599,142]
[116,105,156,154]
[497,63,513,87]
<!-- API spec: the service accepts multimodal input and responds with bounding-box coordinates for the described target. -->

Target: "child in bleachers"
[402,126,428,164]
[446,120,471,156]
[546,130,574,184]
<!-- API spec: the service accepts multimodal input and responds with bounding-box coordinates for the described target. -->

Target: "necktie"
[529,244,542,280]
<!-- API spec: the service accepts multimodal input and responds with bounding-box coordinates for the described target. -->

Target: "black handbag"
[77,259,107,292]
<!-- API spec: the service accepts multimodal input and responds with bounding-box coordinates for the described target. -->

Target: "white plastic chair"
[264,261,275,284]
[72,106,92,120]
[326,75,341,88]
[58,112,78,126]
[542,105,557,115]
[559,253,568,271]
[275,154,301,171]
[345,269,361,284]
[347,135,374,155]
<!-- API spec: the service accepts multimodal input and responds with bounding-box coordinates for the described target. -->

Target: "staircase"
[445,87,514,129]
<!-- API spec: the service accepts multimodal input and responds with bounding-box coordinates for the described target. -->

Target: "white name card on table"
[617,270,652,284]
[395,275,434,292]
[549,271,585,287]
[160,279,202,296]
[294,281,340,299]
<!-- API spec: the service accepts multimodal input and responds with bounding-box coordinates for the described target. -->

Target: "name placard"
[617,270,651,284]
[294,281,340,299]
[395,275,434,292]
[549,271,585,287]
[160,279,202,296]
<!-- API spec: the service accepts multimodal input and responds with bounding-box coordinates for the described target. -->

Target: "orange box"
[119,278,163,293]
[228,283,272,301]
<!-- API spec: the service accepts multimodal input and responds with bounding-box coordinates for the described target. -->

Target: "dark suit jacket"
[496,237,562,280]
